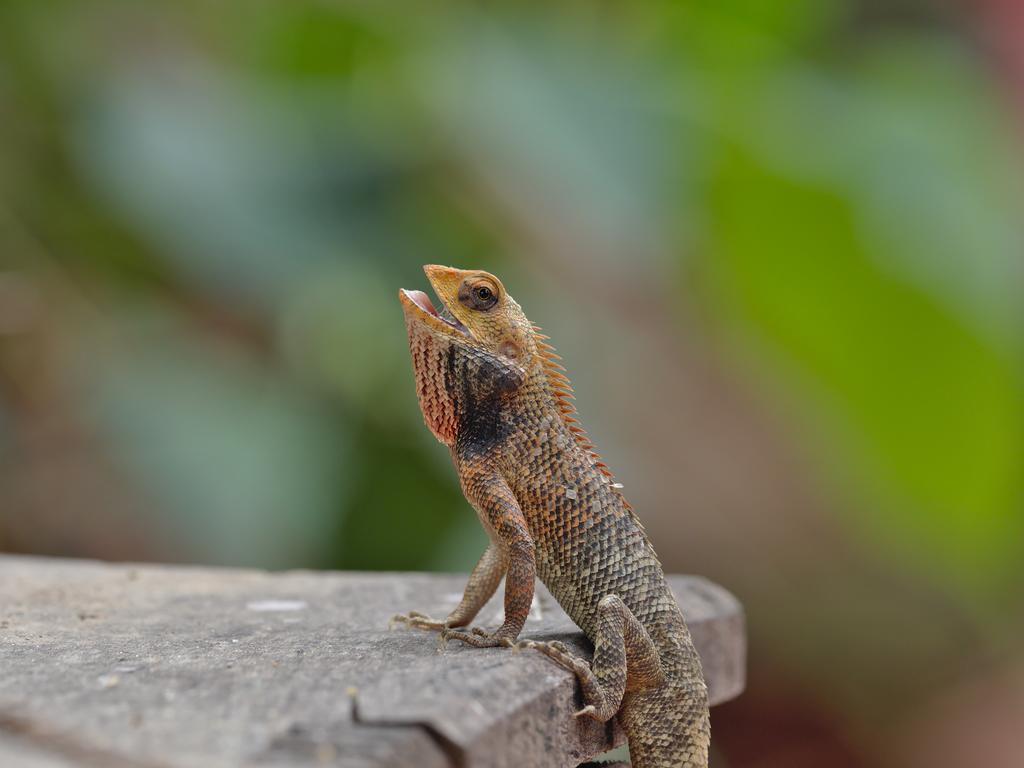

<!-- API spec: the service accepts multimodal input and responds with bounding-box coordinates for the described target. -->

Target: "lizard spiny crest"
[532,324,615,479]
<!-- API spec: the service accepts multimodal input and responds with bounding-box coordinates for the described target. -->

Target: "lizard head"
[399,265,535,363]
[399,265,535,446]
[400,264,617,474]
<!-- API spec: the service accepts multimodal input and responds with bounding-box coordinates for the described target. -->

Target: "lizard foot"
[514,639,591,676]
[515,640,614,722]
[440,626,515,649]
[389,611,451,633]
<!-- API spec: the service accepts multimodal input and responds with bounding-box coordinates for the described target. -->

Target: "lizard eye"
[459,280,499,311]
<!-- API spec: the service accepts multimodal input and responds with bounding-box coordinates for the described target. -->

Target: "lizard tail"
[620,680,710,768]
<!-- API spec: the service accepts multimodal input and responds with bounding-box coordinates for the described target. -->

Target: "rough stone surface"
[0,731,81,768]
[0,556,744,767]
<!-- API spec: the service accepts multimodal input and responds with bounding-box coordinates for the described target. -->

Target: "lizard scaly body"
[394,265,711,768]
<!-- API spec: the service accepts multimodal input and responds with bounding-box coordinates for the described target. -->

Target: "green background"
[2,2,1022,766]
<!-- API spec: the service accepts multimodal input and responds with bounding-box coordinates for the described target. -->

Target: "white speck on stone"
[246,600,308,612]
[97,674,120,689]
[565,487,578,500]
[612,482,624,489]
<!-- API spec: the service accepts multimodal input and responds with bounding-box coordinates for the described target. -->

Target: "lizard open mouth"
[400,288,472,338]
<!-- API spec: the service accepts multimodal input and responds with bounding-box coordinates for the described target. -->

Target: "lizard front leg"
[518,594,665,721]
[440,471,535,649]
[391,543,506,632]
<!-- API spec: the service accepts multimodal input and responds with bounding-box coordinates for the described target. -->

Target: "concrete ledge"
[0,556,745,767]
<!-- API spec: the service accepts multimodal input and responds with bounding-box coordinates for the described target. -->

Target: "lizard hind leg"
[518,594,665,723]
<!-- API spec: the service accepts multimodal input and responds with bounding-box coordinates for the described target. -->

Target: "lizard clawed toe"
[439,627,516,648]
[573,705,598,719]
[518,639,585,668]
[390,611,450,633]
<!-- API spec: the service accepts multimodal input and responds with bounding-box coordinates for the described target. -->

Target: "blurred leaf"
[79,307,347,568]
[277,262,419,427]
[703,139,1024,593]
[850,40,1024,350]
[732,39,1024,351]
[658,0,845,70]
[74,63,420,308]
[239,6,386,80]
[336,422,468,571]
[419,17,675,267]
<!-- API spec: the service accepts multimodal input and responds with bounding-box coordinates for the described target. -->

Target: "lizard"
[393,264,711,768]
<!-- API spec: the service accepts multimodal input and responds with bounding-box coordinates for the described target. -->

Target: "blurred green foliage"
[2,1,1023,765]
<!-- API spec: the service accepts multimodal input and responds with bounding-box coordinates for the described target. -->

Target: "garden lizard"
[394,265,710,767]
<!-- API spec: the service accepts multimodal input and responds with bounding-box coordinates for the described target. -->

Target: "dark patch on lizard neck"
[446,343,522,460]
